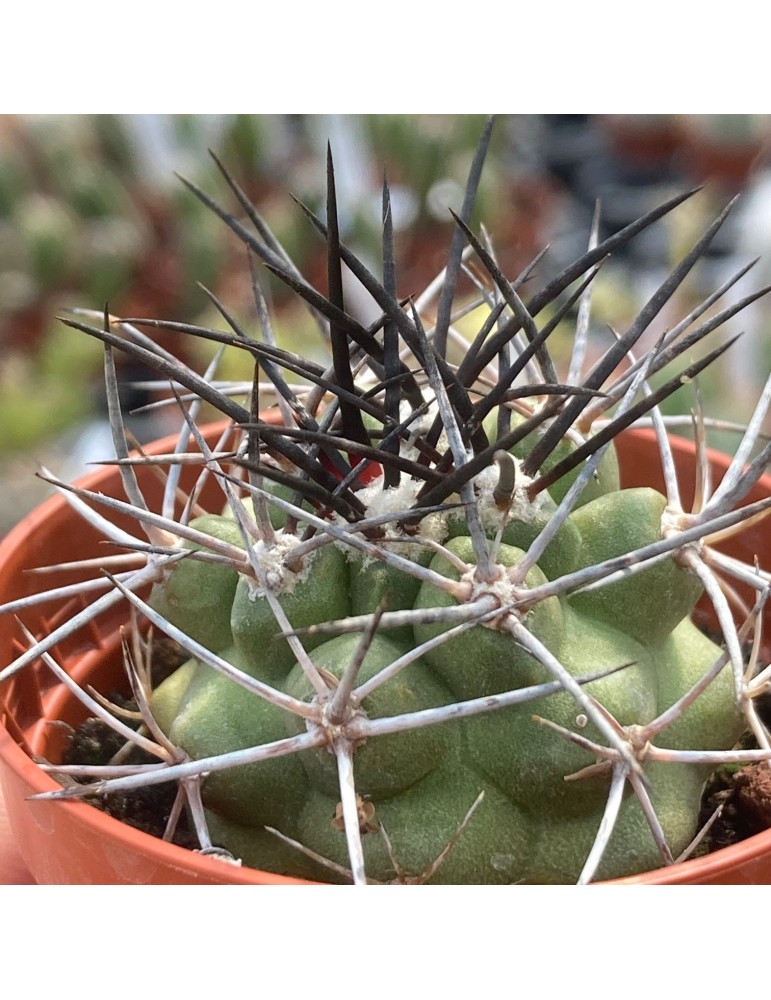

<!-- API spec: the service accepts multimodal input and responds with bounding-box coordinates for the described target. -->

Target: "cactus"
[4,117,771,885]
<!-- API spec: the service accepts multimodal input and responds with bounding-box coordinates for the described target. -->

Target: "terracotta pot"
[1,423,770,884]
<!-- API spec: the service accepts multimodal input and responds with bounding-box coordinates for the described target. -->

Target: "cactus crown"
[4,117,771,884]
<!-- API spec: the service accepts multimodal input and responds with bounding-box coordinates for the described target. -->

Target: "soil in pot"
[55,636,197,848]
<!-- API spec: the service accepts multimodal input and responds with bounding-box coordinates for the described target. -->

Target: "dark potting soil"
[693,688,771,858]
[60,636,197,850]
[61,713,197,849]
[689,627,771,859]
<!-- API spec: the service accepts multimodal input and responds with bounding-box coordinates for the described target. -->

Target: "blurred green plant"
[0,328,98,453]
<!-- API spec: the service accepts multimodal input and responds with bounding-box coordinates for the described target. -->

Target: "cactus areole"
[3,118,771,885]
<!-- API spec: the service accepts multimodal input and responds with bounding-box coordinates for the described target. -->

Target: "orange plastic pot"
[1,423,771,884]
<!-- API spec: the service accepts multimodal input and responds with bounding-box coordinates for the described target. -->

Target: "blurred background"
[2,112,771,535]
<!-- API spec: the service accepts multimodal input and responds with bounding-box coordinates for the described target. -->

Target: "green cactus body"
[284,633,459,800]
[445,486,582,580]
[203,808,322,880]
[162,647,309,831]
[148,514,246,652]
[229,539,350,680]
[654,617,744,752]
[463,606,658,816]
[484,409,621,507]
[348,547,432,646]
[522,434,621,507]
[525,761,707,884]
[149,458,742,883]
[412,536,566,700]
[567,487,704,644]
[296,765,529,885]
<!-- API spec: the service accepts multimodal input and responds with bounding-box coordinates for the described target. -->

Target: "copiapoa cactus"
[4,117,771,884]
